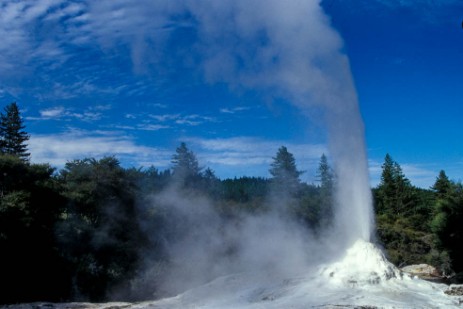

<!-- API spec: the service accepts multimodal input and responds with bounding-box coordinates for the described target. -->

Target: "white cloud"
[29,130,172,169]
[219,106,251,114]
[137,124,170,131]
[110,123,170,131]
[30,106,103,122]
[71,111,102,122]
[40,106,65,118]
[150,113,181,122]
[149,113,216,127]
[401,163,437,189]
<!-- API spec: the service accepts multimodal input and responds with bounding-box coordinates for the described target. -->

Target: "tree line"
[0,102,462,303]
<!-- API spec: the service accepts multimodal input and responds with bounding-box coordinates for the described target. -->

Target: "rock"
[400,264,445,282]
[445,285,463,296]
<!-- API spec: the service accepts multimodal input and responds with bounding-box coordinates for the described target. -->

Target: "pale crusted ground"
[3,241,463,309]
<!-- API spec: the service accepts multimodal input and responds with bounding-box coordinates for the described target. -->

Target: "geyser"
[130,0,377,285]
[83,0,396,303]
[183,0,374,243]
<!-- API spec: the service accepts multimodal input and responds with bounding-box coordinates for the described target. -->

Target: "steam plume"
[180,0,374,242]
[119,0,374,297]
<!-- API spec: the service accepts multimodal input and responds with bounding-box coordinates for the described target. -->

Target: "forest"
[1,102,462,304]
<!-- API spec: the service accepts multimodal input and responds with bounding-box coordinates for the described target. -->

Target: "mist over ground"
[132,181,339,298]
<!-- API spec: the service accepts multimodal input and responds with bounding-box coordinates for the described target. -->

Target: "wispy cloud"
[148,113,216,127]
[113,124,170,131]
[219,106,251,114]
[40,106,66,118]
[149,113,181,122]
[29,129,172,168]
[175,114,216,126]
[27,106,104,122]
[401,163,437,189]
[0,0,74,77]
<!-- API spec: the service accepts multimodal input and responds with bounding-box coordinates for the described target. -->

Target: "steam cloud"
[176,0,374,243]
[113,0,374,297]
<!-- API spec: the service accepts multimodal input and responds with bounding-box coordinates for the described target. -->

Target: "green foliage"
[220,177,269,213]
[0,102,30,160]
[375,214,433,267]
[375,154,416,217]
[430,181,463,273]
[200,167,222,199]
[374,155,441,272]
[294,183,322,229]
[0,155,68,304]
[57,156,147,301]
[432,170,452,198]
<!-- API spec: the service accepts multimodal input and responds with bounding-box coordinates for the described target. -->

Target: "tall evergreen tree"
[432,170,452,198]
[376,153,414,216]
[269,146,303,195]
[0,102,30,160]
[316,153,334,222]
[316,154,334,191]
[171,142,201,185]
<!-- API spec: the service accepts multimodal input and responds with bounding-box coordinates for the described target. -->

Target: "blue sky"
[0,0,462,188]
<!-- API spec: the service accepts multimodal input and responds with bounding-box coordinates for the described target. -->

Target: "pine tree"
[0,102,30,161]
[432,170,452,198]
[171,142,201,185]
[376,153,414,216]
[269,146,303,195]
[316,153,334,221]
[316,154,334,191]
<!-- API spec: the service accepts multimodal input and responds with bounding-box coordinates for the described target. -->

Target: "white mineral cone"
[318,239,402,286]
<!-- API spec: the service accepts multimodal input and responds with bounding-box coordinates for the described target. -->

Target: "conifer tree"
[316,154,334,191]
[316,153,334,221]
[269,146,303,195]
[0,102,30,161]
[171,142,201,185]
[432,170,452,198]
[376,153,414,216]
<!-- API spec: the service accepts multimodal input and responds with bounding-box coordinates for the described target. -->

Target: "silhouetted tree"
[269,146,303,196]
[201,167,221,198]
[432,170,452,198]
[0,102,30,161]
[171,142,202,187]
